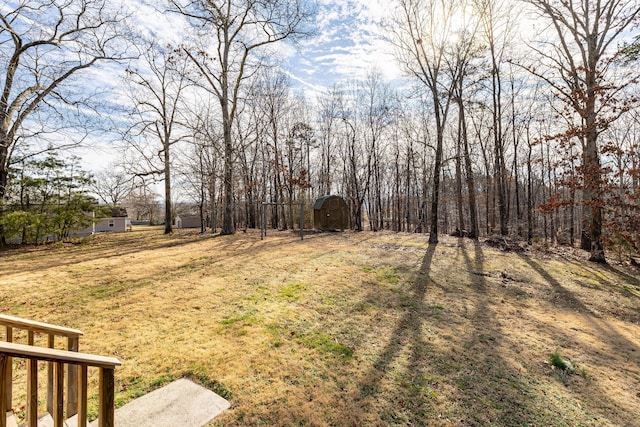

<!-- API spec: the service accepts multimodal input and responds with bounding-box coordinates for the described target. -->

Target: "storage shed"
[175,215,202,229]
[313,195,348,231]
[94,207,131,233]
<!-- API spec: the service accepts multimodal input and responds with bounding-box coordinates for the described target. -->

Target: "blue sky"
[123,0,399,92]
[282,0,400,91]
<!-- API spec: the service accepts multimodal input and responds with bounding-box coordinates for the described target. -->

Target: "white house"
[76,207,131,235]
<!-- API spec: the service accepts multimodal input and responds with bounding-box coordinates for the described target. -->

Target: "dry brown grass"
[1,227,640,426]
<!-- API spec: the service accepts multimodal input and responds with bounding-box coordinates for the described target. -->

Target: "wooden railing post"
[98,368,116,427]
[47,333,54,416]
[67,336,79,417]
[26,358,37,427]
[0,354,8,427]
[53,361,64,427]
[3,326,11,414]
[26,331,37,427]
[77,365,88,427]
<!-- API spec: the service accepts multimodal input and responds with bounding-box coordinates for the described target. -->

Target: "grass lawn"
[1,227,640,426]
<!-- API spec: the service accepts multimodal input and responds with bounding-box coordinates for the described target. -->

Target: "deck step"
[91,378,230,427]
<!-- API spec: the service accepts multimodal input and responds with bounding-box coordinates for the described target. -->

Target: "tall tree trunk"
[0,137,7,245]
[459,92,478,239]
[221,100,235,235]
[548,143,556,244]
[209,171,217,232]
[455,135,465,233]
[527,130,534,245]
[585,134,605,262]
[405,143,412,232]
[541,141,548,242]
[511,78,522,237]
[430,115,444,243]
[164,141,173,235]
[585,58,606,262]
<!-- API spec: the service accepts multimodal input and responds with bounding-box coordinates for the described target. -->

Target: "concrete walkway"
[12,378,229,427]
[92,378,230,427]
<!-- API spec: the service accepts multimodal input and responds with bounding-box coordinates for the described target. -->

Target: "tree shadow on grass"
[447,240,542,425]
[0,228,308,275]
[349,240,541,425]
[563,258,640,301]
[346,242,436,424]
[515,252,640,425]
[516,252,640,353]
[601,263,640,288]
[349,237,640,426]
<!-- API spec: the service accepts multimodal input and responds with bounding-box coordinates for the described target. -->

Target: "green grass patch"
[299,331,354,358]
[85,278,150,299]
[220,309,259,326]
[456,377,471,390]
[550,351,576,375]
[86,280,128,299]
[362,265,401,285]
[278,282,306,302]
[397,372,439,396]
[101,374,177,421]
[265,322,286,348]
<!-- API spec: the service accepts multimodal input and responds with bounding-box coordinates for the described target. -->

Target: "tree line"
[1,0,639,264]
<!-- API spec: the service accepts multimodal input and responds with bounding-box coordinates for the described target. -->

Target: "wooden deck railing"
[0,314,84,418]
[0,315,121,427]
[0,341,121,427]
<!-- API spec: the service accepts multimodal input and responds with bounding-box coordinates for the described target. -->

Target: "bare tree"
[186,100,224,231]
[522,0,640,262]
[316,86,343,196]
[360,70,396,232]
[90,168,133,206]
[122,179,161,225]
[445,5,483,239]
[476,0,516,236]
[178,136,219,233]
[171,0,314,235]
[391,0,460,243]
[123,43,192,234]
[257,69,292,229]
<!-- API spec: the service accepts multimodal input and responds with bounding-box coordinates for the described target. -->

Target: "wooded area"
[1,0,639,263]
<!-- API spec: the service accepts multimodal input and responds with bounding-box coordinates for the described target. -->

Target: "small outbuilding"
[94,207,131,233]
[313,195,348,231]
[175,215,202,229]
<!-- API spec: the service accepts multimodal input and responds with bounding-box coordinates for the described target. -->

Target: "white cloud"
[285,0,403,94]
[125,0,188,46]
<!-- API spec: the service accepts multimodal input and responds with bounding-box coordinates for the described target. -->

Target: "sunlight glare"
[430,1,479,48]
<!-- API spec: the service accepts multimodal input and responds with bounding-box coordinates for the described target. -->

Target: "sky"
[283,0,400,91]
[73,0,400,173]
[128,0,400,92]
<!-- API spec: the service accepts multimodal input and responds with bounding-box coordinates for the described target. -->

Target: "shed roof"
[313,195,344,210]
[176,214,200,220]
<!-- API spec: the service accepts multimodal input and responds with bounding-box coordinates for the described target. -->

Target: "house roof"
[110,207,128,217]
